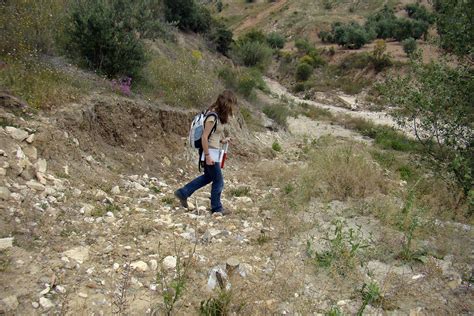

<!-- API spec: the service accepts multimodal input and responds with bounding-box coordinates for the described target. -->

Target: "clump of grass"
[272,141,282,152]
[162,196,175,205]
[229,186,250,197]
[357,282,381,315]
[300,145,388,201]
[256,233,271,245]
[199,289,232,316]
[263,103,289,128]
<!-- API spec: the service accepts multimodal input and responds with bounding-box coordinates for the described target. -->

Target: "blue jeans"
[177,163,224,212]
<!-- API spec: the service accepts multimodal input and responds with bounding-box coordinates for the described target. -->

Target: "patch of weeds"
[370,150,396,169]
[199,289,232,316]
[263,103,289,128]
[357,281,381,315]
[140,222,154,235]
[150,186,161,194]
[60,226,79,237]
[256,233,271,245]
[229,186,250,197]
[272,141,282,152]
[397,165,415,181]
[284,183,294,194]
[296,102,333,121]
[325,305,344,316]
[0,251,11,272]
[91,207,107,217]
[306,220,370,276]
[55,172,71,179]
[162,196,175,205]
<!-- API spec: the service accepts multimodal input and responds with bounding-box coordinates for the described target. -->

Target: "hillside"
[1,0,473,315]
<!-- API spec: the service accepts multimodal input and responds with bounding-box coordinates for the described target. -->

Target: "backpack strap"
[204,111,218,137]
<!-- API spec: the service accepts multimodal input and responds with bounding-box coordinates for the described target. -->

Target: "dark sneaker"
[174,190,188,208]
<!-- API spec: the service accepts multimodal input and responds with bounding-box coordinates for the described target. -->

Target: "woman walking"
[175,90,237,215]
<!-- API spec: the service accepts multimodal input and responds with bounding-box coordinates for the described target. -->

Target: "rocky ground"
[0,87,473,315]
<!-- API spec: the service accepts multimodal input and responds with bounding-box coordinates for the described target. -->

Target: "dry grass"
[140,46,222,109]
[0,58,90,109]
[301,144,389,202]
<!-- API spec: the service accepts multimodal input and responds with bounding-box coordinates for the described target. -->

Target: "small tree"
[209,22,234,55]
[65,0,146,78]
[402,37,417,57]
[382,56,474,199]
[296,63,312,81]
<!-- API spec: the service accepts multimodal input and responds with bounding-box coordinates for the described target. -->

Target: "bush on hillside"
[239,29,267,44]
[267,32,286,49]
[405,3,434,24]
[231,40,273,69]
[434,0,474,57]
[365,5,397,39]
[402,38,417,57]
[163,0,211,33]
[208,22,234,55]
[65,0,146,78]
[296,63,313,81]
[393,18,429,41]
[320,22,373,49]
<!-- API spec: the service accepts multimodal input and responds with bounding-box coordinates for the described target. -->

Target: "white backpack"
[188,111,218,149]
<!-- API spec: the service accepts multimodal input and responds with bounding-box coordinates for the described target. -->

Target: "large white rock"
[26,180,45,191]
[1,295,19,311]
[0,237,14,250]
[62,246,90,264]
[35,159,47,174]
[162,256,177,269]
[111,186,121,195]
[0,187,11,200]
[39,297,54,310]
[130,261,149,272]
[23,146,37,161]
[26,134,35,143]
[6,126,29,141]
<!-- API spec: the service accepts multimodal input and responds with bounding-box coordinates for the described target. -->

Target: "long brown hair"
[208,90,236,124]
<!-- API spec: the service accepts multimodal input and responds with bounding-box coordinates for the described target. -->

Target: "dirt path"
[264,77,399,128]
[234,0,289,35]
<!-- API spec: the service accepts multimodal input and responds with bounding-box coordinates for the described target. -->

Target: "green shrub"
[402,37,417,56]
[321,22,373,49]
[365,5,397,39]
[239,29,267,44]
[434,0,474,57]
[65,0,146,78]
[267,32,286,49]
[232,41,273,69]
[393,18,429,41]
[295,38,314,53]
[209,22,234,55]
[218,66,238,89]
[237,74,256,97]
[272,141,282,152]
[296,63,313,81]
[405,3,434,24]
[163,0,211,33]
